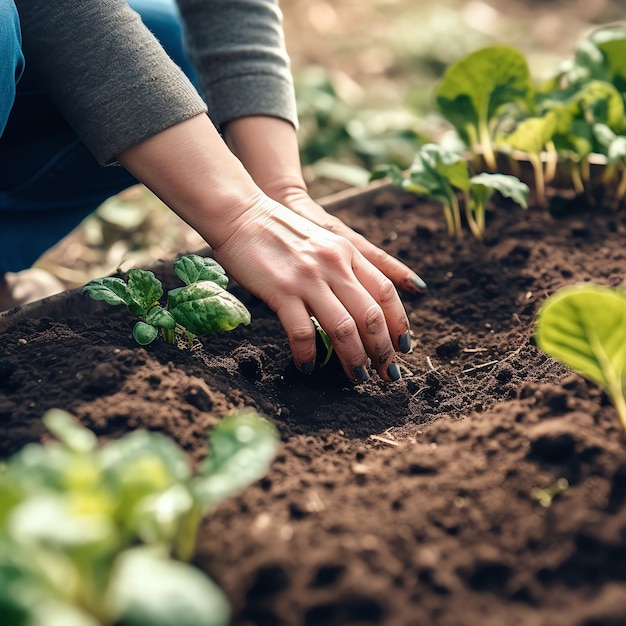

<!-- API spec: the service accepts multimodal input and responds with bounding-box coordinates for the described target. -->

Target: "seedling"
[372,143,528,239]
[83,254,250,346]
[312,316,334,366]
[434,26,626,206]
[535,283,626,434]
[0,408,279,626]
[434,45,533,171]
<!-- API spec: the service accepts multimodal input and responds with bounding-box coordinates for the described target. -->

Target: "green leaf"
[43,410,97,454]
[133,322,159,345]
[126,269,163,314]
[535,284,626,431]
[167,282,251,337]
[8,494,116,555]
[577,80,624,128]
[470,173,529,209]
[311,317,333,367]
[370,163,404,186]
[82,277,132,308]
[109,547,230,626]
[193,411,279,507]
[435,46,533,157]
[173,255,228,289]
[499,112,557,157]
[144,305,176,330]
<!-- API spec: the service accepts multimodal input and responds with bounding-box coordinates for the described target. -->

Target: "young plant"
[83,254,250,346]
[372,143,528,240]
[434,45,533,171]
[535,283,626,434]
[497,112,557,207]
[0,408,279,626]
[467,172,529,238]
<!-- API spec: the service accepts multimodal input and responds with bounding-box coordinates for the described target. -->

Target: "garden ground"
[2,182,626,625]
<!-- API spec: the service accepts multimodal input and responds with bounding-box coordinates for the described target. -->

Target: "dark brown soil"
[2,185,626,626]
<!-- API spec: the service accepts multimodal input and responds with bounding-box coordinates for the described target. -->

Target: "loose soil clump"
[2,186,626,626]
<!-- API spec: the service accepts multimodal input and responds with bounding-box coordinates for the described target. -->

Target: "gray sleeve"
[15,0,208,164]
[176,0,298,129]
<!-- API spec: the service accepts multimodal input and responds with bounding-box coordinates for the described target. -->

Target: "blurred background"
[37,0,625,288]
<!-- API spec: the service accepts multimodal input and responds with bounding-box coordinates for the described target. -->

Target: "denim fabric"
[0,0,24,136]
[0,0,200,272]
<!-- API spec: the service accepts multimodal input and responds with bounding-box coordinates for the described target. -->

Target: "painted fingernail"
[398,330,411,354]
[353,365,370,383]
[410,273,427,291]
[300,361,315,374]
[387,362,402,382]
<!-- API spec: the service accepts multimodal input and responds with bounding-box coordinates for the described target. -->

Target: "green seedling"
[0,408,279,626]
[373,143,528,239]
[535,283,626,434]
[434,45,533,171]
[83,254,250,346]
[312,316,334,367]
[497,112,557,207]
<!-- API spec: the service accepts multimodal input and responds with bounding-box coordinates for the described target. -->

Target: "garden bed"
[2,184,626,626]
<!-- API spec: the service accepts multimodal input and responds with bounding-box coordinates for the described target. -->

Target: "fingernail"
[353,365,370,382]
[387,362,402,382]
[410,273,427,291]
[300,361,315,374]
[398,331,411,354]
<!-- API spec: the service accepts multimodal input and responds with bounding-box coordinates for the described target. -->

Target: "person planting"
[0,0,426,383]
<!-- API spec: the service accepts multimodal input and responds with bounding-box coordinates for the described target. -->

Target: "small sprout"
[530,478,569,507]
[373,144,527,239]
[83,255,250,347]
[311,316,334,366]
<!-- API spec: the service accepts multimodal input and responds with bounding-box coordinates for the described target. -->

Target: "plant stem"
[449,193,463,239]
[479,120,497,171]
[570,164,585,195]
[175,506,203,562]
[544,141,558,184]
[530,154,546,207]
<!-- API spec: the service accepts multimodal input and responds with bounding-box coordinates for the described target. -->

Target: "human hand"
[267,185,427,294]
[212,197,412,383]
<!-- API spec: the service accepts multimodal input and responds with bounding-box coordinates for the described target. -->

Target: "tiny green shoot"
[311,316,334,367]
[535,283,626,434]
[83,254,250,346]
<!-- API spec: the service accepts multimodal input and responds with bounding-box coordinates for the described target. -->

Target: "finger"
[274,298,317,374]
[324,216,427,293]
[326,270,403,382]
[305,286,371,383]
[350,251,412,356]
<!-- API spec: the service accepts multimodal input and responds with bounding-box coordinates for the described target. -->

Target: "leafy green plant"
[535,283,626,433]
[83,254,250,346]
[434,25,626,207]
[0,408,279,625]
[434,45,533,172]
[372,143,528,239]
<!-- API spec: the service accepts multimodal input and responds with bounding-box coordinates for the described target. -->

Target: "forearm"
[223,115,307,198]
[117,113,265,249]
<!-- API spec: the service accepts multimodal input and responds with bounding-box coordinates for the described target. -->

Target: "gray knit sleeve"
[15,0,208,164]
[176,0,298,129]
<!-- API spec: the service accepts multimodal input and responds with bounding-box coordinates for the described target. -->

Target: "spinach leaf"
[535,283,626,433]
[435,45,533,170]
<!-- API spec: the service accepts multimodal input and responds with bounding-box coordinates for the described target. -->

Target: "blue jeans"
[0,0,199,273]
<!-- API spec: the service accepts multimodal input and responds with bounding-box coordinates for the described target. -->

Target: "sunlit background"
[36,0,624,288]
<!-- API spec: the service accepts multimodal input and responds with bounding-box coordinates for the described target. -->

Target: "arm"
[117,113,411,382]
[223,115,427,294]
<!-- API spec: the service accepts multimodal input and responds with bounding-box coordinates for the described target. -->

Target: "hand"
[268,184,427,294]
[212,196,412,382]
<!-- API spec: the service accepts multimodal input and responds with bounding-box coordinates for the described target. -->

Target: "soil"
[3,183,626,626]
